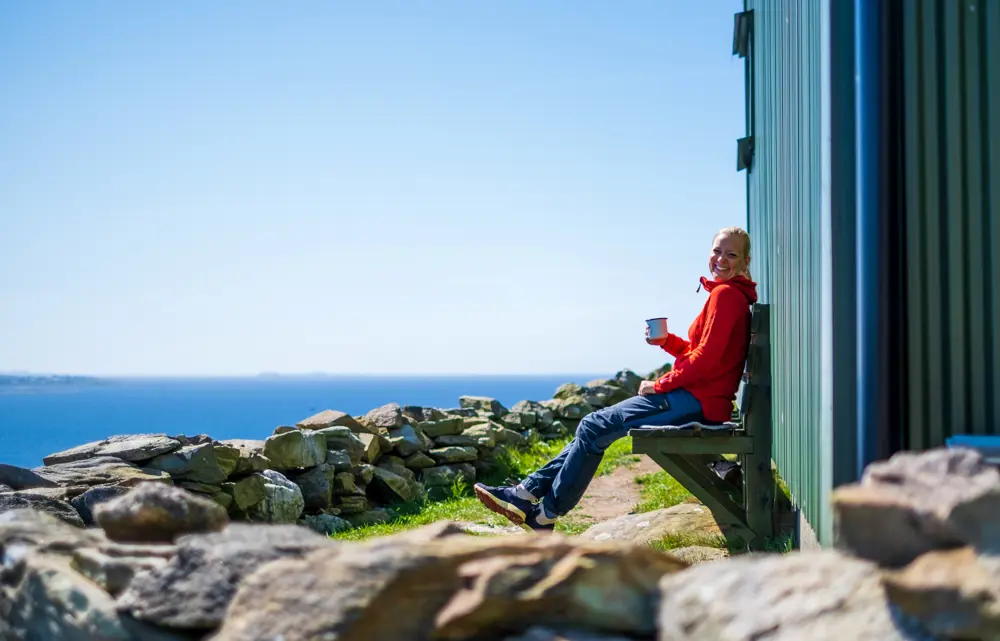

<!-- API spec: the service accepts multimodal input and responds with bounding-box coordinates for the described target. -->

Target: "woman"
[474,226,758,531]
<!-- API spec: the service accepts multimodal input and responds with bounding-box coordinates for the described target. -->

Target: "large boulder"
[262,431,326,470]
[293,463,337,512]
[33,456,171,488]
[388,424,432,457]
[217,440,271,475]
[368,466,420,503]
[296,409,365,433]
[418,417,466,438]
[656,550,927,641]
[422,464,476,489]
[0,492,85,527]
[0,463,60,490]
[147,443,228,485]
[833,446,1000,567]
[211,524,684,641]
[429,446,478,465]
[357,433,382,464]
[117,523,334,631]
[317,426,366,465]
[364,402,406,430]
[94,482,229,543]
[70,485,132,526]
[610,369,643,395]
[459,395,508,418]
[579,504,741,546]
[42,434,182,466]
[245,470,305,524]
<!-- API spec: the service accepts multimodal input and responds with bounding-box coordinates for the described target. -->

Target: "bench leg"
[645,452,753,544]
[741,395,774,549]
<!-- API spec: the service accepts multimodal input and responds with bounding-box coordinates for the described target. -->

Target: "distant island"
[0,374,104,393]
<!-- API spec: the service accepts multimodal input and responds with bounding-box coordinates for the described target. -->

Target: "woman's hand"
[638,381,658,396]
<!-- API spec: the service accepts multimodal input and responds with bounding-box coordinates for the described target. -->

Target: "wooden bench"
[628,303,774,549]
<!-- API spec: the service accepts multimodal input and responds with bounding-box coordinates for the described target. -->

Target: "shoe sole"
[473,485,526,526]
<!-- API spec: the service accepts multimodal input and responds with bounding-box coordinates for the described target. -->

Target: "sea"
[0,375,600,469]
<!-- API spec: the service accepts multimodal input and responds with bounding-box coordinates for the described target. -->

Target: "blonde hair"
[715,226,752,279]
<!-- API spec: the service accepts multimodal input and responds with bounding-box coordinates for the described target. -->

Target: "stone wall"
[0,369,646,536]
[1,444,996,640]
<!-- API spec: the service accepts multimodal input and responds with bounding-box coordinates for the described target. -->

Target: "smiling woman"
[474,226,758,531]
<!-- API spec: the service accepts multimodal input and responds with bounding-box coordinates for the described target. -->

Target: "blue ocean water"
[0,375,599,469]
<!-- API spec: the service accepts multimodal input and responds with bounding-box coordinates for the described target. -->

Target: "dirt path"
[561,455,662,532]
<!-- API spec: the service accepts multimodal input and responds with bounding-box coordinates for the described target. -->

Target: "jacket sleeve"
[659,333,690,358]
[653,287,746,393]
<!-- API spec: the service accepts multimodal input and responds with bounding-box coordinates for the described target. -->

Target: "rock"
[117,523,334,631]
[833,447,1000,567]
[229,475,266,512]
[0,483,11,493]
[325,448,353,471]
[5,551,189,641]
[656,550,925,641]
[512,400,555,428]
[462,422,497,448]
[417,416,466,438]
[403,406,445,422]
[337,495,369,515]
[434,434,476,447]
[422,464,476,488]
[0,508,103,553]
[70,546,170,597]
[246,470,304,523]
[212,526,683,641]
[611,369,642,395]
[213,444,241,477]
[301,513,351,536]
[333,472,359,496]
[293,463,336,511]
[500,411,535,431]
[882,546,1000,639]
[579,504,741,545]
[494,426,527,447]
[388,424,431,457]
[296,409,365,433]
[175,434,214,446]
[364,402,405,429]
[218,439,271,475]
[33,456,172,487]
[404,451,437,469]
[0,463,60,490]
[42,434,183,466]
[443,407,478,417]
[0,492,85,527]
[262,430,326,470]
[377,456,416,481]
[550,395,594,420]
[70,485,132,526]
[273,425,298,435]
[667,546,729,564]
[178,481,220,495]
[430,446,478,464]
[317,426,366,465]
[148,443,228,485]
[94,482,228,543]
[356,464,376,485]
[369,466,420,503]
[357,432,382,464]
[554,383,585,400]
[459,395,508,417]
[585,384,631,407]
[344,507,391,526]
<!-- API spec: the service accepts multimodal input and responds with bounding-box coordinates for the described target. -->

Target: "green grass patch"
[595,436,641,476]
[648,532,730,551]
[632,470,695,513]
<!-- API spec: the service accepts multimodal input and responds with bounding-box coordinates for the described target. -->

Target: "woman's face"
[708,233,749,281]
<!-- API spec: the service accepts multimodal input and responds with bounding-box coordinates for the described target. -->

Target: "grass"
[632,470,695,513]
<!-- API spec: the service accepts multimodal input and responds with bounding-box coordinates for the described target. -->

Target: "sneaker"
[473,483,535,526]
[521,505,556,533]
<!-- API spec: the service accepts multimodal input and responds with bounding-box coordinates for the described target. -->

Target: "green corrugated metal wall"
[899,0,1000,447]
[742,0,825,536]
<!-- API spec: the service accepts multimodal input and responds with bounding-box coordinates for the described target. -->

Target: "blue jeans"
[521,389,704,516]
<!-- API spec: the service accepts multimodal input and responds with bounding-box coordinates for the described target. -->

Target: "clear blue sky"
[0,1,747,377]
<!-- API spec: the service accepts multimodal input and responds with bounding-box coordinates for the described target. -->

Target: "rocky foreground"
[0,446,997,640]
[0,370,646,536]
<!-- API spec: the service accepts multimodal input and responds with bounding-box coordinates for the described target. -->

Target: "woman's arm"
[659,333,690,358]
[652,288,745,393]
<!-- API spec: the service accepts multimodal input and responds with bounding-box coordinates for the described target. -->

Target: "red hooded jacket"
[652,275,758,422]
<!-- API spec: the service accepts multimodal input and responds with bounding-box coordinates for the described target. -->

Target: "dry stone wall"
[0,369,646,537]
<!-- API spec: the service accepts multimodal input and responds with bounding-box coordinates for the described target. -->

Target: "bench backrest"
[736,303,771,427]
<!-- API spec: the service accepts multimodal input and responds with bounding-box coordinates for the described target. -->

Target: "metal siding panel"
[964,0,988,434]
[943,1,969,437]
[745,0,824,539]
[987,0,1000,434]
